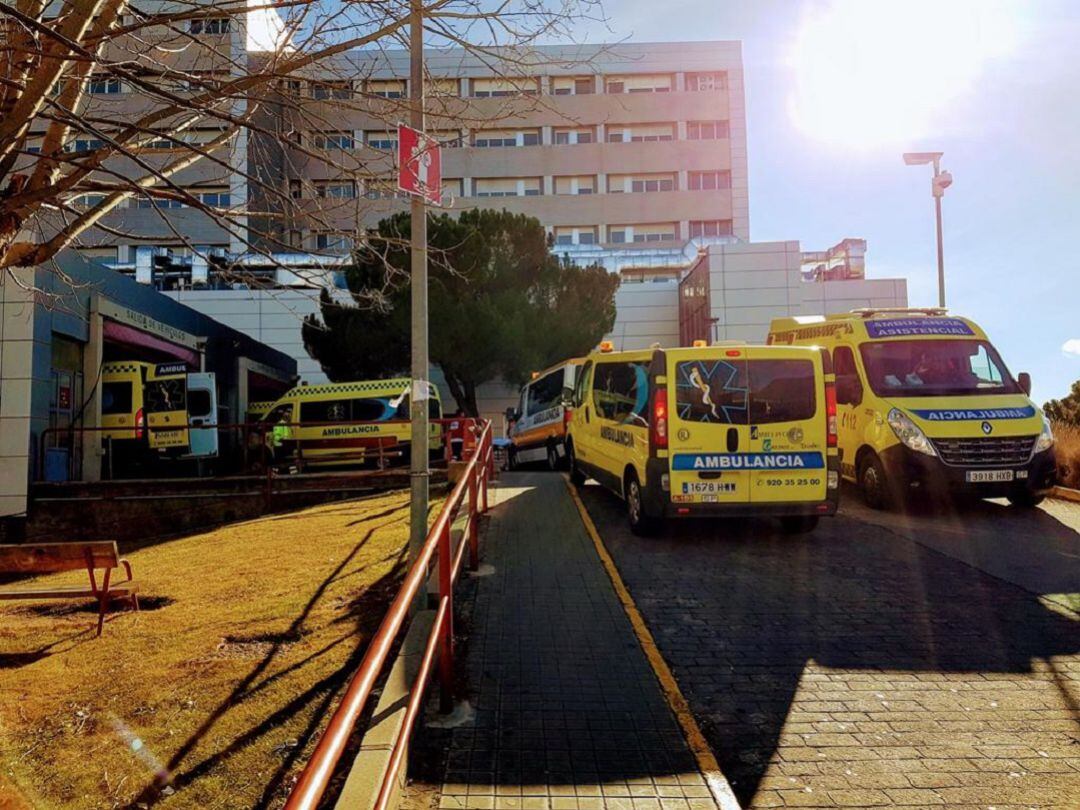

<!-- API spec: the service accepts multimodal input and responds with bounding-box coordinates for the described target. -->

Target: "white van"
[506,359,583,470]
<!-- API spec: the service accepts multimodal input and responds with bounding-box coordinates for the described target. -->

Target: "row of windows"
[289,172,731,200]
[299,120,730,152]
[282,71,728,100]
[552,221,734,246]
[299,219,734,254]
[71,189,232,209]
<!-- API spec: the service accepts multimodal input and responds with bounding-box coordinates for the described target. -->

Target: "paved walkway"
[433,472,721,810]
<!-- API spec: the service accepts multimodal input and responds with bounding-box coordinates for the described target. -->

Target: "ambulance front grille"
[931,435,1036,467]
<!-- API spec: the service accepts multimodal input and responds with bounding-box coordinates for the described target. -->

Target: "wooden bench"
[0,542,139,636]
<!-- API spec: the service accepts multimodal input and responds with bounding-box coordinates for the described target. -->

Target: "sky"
[574,0,1080,405]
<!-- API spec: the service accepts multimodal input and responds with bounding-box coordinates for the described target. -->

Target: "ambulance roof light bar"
[850,307,948,319]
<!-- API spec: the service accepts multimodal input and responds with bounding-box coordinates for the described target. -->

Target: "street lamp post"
[902,151,952,309]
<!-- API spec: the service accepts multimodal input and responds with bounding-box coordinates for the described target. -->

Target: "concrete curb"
[1050,485,1080,504]
[334,609,437,810]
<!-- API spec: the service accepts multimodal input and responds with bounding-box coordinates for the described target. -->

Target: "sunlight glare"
[788,0,1020,150]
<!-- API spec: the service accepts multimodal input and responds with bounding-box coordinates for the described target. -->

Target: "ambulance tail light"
[563,406,573,431]
[825,381,837,448]
[135,408,145,441]
[651,387,668,450]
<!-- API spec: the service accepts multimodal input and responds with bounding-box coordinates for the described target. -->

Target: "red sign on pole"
[397,124,442,206]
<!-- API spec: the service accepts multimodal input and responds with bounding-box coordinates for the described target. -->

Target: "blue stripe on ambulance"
[671,452,825,471]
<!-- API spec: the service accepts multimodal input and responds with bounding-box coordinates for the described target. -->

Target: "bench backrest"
[0,542,120,574]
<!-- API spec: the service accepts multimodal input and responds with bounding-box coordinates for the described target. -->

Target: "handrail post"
[481,438,490,513]
[437,520,454,713]
[467,469,479,570]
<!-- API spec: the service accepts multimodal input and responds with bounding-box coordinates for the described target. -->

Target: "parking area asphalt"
[578,484,1080,809]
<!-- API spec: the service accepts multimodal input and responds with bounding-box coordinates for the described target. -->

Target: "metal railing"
[35,417,476,483]
[282,418,494,810]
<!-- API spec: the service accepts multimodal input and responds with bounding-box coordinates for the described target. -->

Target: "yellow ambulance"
[100,361,151,445]
[768,309,1056,508]
[259,378,443,468]
[566,341,839,534]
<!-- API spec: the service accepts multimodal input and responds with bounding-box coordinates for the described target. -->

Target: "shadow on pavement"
[578,482,1080,806]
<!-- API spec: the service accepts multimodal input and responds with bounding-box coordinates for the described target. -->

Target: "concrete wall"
[606,281,681,350]
[164,287,330,383]
[0,271,41,519]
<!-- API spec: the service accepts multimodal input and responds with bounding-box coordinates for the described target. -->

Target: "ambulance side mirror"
[1018,372,1031,397]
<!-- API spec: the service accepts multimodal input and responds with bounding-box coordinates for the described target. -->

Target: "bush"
[1053,420,1080,489]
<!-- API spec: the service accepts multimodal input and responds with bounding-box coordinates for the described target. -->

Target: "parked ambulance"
[767,309,1056,508]
[506,358,583,470]
[144,362,219,460]
[258,378,443,468]
[566,341,839,534]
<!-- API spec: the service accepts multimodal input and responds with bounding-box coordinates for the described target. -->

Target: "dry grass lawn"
[0,490,426,809]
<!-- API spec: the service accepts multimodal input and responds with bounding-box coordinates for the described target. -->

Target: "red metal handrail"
[283,419,495,810]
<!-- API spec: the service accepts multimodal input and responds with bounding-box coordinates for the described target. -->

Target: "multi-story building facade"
[246,42,749,257]
[22,28,904,414]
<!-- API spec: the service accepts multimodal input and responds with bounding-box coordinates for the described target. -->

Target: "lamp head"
[903,151,944,166]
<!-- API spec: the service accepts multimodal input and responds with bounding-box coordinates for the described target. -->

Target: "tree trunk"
[443,372,480,418]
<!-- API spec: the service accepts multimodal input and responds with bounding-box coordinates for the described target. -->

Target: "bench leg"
[97,595,108,637]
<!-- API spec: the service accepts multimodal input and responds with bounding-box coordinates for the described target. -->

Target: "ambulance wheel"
[626,472,658,536]
[780,515,819,534]
[546,442,561,472]
[859,454,892,510]
[567,442,586,487]
[1008,489,1044,508]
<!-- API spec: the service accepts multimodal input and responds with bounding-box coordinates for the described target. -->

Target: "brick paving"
[578,486,1080,809]
[428,472,720,810]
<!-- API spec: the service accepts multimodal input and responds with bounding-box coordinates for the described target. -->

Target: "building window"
[67,138,105,152]
[73,193,107,208]
[313,131,355,150]
[689,220,734,238]
[553,226,598,246]
[552,76,595,95]
[427,79,460,97]
[608,228,626,243]
[609,174,676,193]
[606,123,675,143]
[470,77,539,97]
[289,179,302,199]
[315,180,357,199]
[688,170,731,191]
[364,182,401,200]
[366,79,406,98]
[442,178,462,198]
[430,130,462,148]
[473,177,541,197]
[137,196,184,210]
[605,74,673,94]
[472,129,540,148]
[87,76,121,94]
[313,81,353,100]
[286,230,303,248]
[315,232,354,252]
[553,127,594,145]
[366,132,399,150]
[195,188,231,207]
[189,17,232,35]
[687,120,730,140]
[686,72,727,92]
[633,224,677,243]
[554,175,596,195]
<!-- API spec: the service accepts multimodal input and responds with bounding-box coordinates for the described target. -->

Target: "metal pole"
[933,162,946,309]
[408,0,429,612]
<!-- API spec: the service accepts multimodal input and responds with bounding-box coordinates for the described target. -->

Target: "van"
[506,358,583,470]
[566,342,838,534]
[100,361,151,445]
[768,308,1056,508]
[259,378,443,468]
[144,363,219,459]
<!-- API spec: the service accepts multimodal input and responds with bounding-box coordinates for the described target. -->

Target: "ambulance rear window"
[675,359,815,424]
[101,382,132,415]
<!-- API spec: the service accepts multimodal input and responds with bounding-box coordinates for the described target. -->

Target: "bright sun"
[789,0,1020,150]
